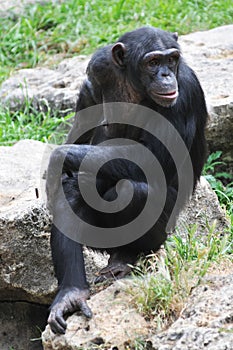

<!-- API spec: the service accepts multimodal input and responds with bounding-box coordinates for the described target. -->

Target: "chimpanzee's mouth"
[155,90,178,99]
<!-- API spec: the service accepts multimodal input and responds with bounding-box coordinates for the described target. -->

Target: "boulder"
[0,140,55,303]
[0,0,45,15]
[0,56,89,114]
[42,267,233,350]
[0,140,108,350]
[179,25,233,169]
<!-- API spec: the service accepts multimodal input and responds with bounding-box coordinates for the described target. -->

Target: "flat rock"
[180,25,233,108]
[0,0,44,14]
[42,267,233,350]
[0,140,55,303]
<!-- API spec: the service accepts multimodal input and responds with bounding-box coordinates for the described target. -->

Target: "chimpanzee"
[46,26,207,334]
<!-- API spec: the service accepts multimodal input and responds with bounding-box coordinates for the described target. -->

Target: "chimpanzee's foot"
[94,261,132,283]
[94,250,137,284]
[48,287,92,334]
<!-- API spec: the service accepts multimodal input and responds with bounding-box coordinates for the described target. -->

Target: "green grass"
[203,151,233,232]
[129,221,232,329]
[0,101,73,145]
[204,152,233,210]
[0,0,232,82]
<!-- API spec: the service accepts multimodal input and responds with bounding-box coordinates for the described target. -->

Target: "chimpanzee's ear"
[112,42,126,67]
[172,32,178,41]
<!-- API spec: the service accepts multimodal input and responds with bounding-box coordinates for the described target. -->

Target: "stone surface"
[0,56,89,114]
[0,140,55,303]
[0,140,108,305]
[0,0,44,13]
[150,271,233,350]
[176,176,228,235]
[0,140,108,350]
[179,25,233,168]
[42,280,150,350]
[41,267,233,350]
[180,25,233,108]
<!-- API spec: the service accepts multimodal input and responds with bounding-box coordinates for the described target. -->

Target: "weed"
[0,100,73,145]
[129,222,232,328]
[203,151,233,232]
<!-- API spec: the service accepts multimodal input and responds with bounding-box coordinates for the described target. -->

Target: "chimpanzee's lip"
[154,90,178,99]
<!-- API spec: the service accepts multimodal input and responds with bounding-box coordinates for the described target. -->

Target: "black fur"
[46,26,207,334]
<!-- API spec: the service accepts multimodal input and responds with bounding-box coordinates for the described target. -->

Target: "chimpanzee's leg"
[46,143,155,213]
[95,183,177,283]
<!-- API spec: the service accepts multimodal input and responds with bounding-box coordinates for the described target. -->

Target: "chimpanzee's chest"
[90,123,143,145]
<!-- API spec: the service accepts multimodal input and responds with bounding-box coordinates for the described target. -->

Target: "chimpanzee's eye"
[148,58,160,66]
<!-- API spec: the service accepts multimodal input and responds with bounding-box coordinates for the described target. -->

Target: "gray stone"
[150,272,233,350]
[0,139,108,350]
[179,25,233,168]
[0,140,55,303]
[0,0,46,14]
[176,176,229,235]
[0,140,108,305]
[0,56,89,114]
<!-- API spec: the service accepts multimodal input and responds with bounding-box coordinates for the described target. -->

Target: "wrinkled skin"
[48,288,92,334]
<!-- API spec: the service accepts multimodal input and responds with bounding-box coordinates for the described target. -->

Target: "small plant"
[0,100,74,145]
[129,222,232,328]
[203,151,233,233]
[131,338,153,350]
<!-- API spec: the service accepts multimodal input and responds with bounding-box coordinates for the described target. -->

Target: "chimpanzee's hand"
[48,287,92,334]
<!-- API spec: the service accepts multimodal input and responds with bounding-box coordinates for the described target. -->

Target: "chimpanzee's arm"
[48,226,92,334]
[47,143,157,190]
[66,80,101,145]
